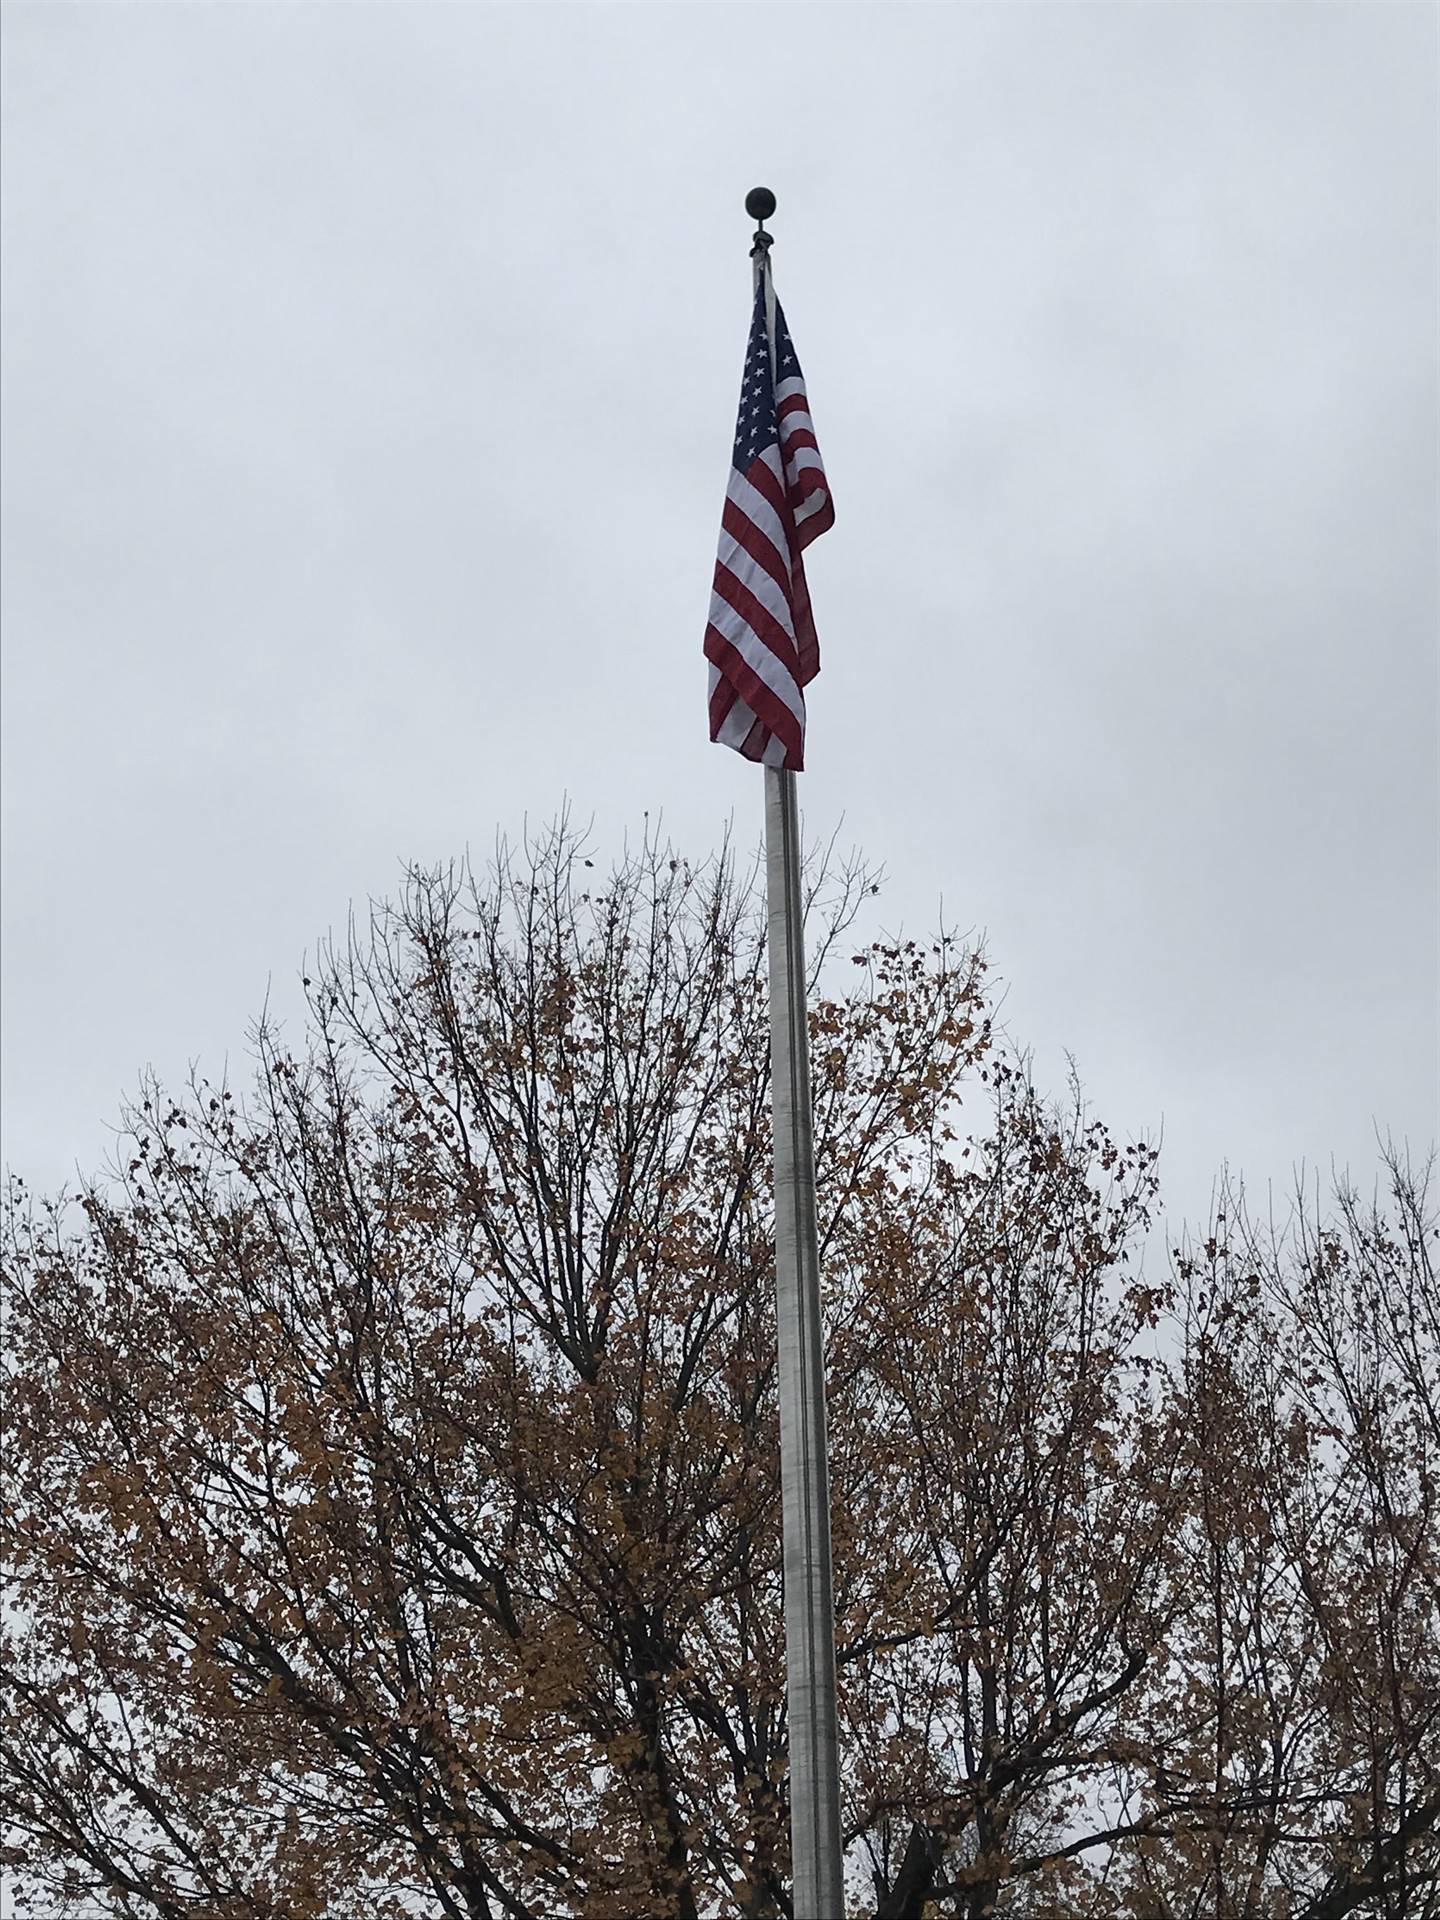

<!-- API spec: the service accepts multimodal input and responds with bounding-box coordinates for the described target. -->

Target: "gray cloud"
[2,1,1435,1233]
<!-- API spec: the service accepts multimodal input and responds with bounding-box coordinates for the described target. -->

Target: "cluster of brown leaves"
[2,823,1435,1919]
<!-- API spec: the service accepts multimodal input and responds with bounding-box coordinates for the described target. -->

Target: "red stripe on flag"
[709,675,739,734]
[741,714,771,761]
[744,452,792,527]
[720,495,793,603]
[710,679,778,766]
[744,454,814,593]
[709,558,805,689]
[704,625,804,767]
[794,496,834,552]
[788,550,819,685]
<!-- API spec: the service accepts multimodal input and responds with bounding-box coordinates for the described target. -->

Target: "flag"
[704,270,833,771]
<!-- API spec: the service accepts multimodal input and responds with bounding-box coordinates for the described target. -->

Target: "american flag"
[704,270,833,771]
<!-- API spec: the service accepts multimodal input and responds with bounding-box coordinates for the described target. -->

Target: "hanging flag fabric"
[704,272,834,771]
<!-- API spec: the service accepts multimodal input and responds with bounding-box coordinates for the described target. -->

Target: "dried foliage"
[3,823,1435,1919]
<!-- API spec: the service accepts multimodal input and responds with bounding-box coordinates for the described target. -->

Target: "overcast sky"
[2,0,1436,1243]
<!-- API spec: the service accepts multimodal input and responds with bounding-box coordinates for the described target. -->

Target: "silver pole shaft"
[765,762,845,1919]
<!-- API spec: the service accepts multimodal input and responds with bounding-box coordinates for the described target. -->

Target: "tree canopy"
[4,825,1436,1918]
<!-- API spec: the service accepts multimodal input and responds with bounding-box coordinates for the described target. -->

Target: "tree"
[4,822,1436,1919]
[1119,1158,1440,1919]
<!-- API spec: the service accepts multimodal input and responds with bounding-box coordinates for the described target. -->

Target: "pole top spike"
[746,186,775,262]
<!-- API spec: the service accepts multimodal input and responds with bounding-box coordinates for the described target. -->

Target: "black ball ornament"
[745,187,777,224]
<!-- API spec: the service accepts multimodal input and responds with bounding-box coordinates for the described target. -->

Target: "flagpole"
[747,186,846,1920]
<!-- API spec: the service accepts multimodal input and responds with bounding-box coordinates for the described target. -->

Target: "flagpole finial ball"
[745,187,777,224]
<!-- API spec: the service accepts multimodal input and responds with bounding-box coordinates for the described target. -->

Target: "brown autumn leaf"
[3,823,1436,1919]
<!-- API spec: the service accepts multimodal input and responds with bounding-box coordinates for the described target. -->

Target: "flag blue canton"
[732,286,807,472]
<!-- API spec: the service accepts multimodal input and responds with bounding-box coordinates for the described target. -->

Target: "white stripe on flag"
[729,462,793,568]
[709,583,805,714]
[714,531,801,651]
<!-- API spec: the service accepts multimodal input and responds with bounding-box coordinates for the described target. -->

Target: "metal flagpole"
[746,186,846,1920]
